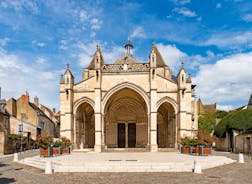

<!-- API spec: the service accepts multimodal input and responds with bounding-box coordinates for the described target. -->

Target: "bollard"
[193,160,202,174]
[238,153,244,163]
[45,160,53,174]
[13,153,18,162]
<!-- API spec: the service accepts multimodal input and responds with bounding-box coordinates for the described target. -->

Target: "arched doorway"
[104,88,148,148]
[75,102,95,149]
[157,102,176,148]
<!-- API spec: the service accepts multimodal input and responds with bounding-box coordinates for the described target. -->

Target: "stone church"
[60,41,198,152]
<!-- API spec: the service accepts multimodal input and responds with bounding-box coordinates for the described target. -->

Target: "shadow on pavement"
[0,163,8,167]
[0,177,16,183]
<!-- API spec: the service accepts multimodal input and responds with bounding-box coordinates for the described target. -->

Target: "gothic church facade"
[60,41,198,152]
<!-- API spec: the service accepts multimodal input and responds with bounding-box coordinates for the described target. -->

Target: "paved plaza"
[0,150,252,184]
[18,151,235,172]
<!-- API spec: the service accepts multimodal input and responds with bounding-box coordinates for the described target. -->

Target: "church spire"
[124,38,133,56]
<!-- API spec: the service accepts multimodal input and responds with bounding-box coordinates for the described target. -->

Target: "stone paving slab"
[18,152,236,172]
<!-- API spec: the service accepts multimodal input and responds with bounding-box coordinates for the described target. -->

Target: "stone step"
[104,148,149,152]
[17,152,237,173]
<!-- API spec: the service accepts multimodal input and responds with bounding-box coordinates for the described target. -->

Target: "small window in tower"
[152,56,154,63]
[96,57,99,63]
[182,75,184,82]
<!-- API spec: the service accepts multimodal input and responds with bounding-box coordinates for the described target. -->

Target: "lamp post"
[19,123,23,152]
[19,113,25,156]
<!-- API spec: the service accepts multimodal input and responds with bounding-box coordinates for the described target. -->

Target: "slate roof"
[114,55,138,64]
[248,94,252,108]
[88,47,105,69]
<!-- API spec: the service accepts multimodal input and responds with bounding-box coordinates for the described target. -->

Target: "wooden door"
[118,123,125,148]
[128,123,136,148]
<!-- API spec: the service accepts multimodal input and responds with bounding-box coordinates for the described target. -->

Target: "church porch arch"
[103,87,148,148]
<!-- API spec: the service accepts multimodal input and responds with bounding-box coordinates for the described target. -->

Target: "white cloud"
[170,0,191,5]
[102,46,125,63]
[32,40,46,48]
[156,43,187,71]
[130,26,146,39]
[0,48,62,109]
[90,32,96,37]
[0,38,9,46]
[36,57,47,65]
[79,10,88,22]
[216,3,222,9]
[217,105,234,111]
[77,42,97,67]
[59,40,68,50]
[78,41,125,67]
[193,52,252,107]
[90,18,102,30]
[37,42,46,47]
[205,31,252,49]
[0,0,39,13]
[173,7,197,17]
[243,14,252,22]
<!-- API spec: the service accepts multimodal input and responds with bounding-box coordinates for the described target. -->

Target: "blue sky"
[0,0,252,111]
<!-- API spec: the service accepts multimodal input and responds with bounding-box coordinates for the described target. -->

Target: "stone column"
[73,114,77,149]
[150,89,158,152]
[94,88,102,152]
[147,113,150,148]
[174,113,178,148]
[125,122,128,148]
[101,114,105,149]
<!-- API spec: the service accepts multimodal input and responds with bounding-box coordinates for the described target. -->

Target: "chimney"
[22,92,30,103]
[34,96,39,106]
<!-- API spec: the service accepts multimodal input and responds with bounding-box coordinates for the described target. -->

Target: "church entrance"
[75,102,95,149]
[104,88,147,148]
[128,123,136,148]
[117,123,125,148]
[157,102,176,148]
[117,123,136,148]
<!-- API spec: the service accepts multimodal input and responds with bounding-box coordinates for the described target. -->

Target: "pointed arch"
[102,82,150,114]
[73,97,95,115]
[156,96,178,114]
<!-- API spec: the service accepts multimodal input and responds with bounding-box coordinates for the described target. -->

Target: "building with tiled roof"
[197,99,217,116]
[0,99,10,154]
[6,92,56,141]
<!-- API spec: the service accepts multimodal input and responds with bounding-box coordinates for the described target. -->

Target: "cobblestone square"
[0,151,252,184]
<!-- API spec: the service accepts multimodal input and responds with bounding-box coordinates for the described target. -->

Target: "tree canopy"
[214,108,252,137]
[198,115,216,133]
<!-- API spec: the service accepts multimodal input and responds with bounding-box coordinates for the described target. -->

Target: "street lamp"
[18,123,23,153]
[19,113,25,155]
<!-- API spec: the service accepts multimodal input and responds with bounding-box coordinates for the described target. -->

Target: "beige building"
[197,99,217,116]
[6,92,56,140]
[60,42,198,152]
[0,99,10,154]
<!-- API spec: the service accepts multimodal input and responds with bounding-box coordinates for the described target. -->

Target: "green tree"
[198,115,216,133]
[214,108,252,137]
[214,110,229,119]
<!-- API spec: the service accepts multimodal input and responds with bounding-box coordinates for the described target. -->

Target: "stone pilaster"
[94,88,102,152]
[150,89,158,152]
